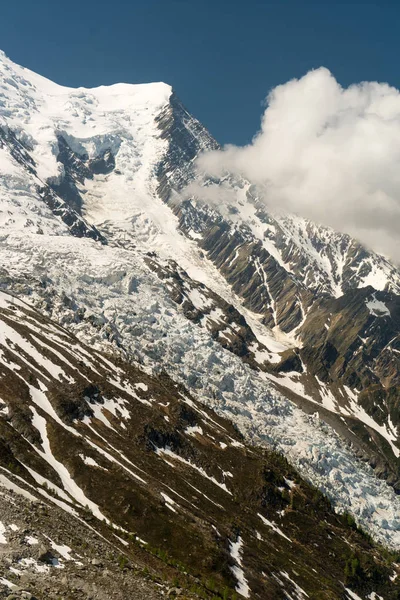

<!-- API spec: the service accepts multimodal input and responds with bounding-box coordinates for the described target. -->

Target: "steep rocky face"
[0,290,399,600]
[156,92,219,198]
[264,288,400,489]
[299,288,400,440]
[196,217,313,332]
[299,288,400,389]
[254,208,400,297]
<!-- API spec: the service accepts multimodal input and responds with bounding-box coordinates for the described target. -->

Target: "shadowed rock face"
[0,290,399,599]
[0,126,37,174]
[299,287,400,432]
[50,134,116,214]
[299,287,400,386]
[36,183,106,241]
[198,222,313,332]
[51,134,94,213]
[156,92,219,199]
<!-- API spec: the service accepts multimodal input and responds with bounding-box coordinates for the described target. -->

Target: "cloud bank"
[197,68,400,262]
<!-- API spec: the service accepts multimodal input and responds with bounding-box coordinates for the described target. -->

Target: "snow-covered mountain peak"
[1,54,400,569]
[0,48,172,105]
[1,51,400,320]
[0,50,182,247]
[0,49,173,181]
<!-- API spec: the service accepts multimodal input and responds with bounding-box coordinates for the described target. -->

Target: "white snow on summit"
[0,49,171,179]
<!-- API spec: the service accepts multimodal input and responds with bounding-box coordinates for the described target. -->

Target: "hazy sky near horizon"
[2,1,400,145]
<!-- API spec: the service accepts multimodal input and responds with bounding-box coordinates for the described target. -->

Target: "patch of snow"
[345,589,363,600]
[155,446,232,495]
[185,425,203,437]
[0,577,16,589]
[0,521,7,543]
[160,492,178,513]
[279,571,309,599]
[25,535,39,545]
[84,435,147,484]
[79,454,101,468]
[0,471,38,502]
[366,294,390,317]
[29,407,108,521]
[229,536,250,598]
[46,536,73,560]
[258,513,292,543]
[19,557,50,573]
[284,478,296,490]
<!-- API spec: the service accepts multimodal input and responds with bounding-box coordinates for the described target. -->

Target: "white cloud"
[196,67,400,262]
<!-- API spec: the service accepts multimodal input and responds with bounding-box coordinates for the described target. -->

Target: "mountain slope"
[0,290,399,600]
[0,49,399,570]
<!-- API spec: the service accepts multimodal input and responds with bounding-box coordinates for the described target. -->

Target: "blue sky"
[2,1,400,144]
